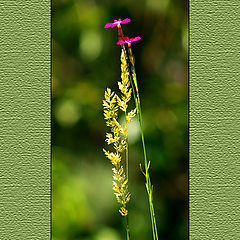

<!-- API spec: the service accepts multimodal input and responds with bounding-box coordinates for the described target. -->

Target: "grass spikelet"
[102,87,131,215]
[103,47,137,240]
[118,49,132,111]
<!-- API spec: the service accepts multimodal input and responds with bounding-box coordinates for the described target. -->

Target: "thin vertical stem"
[125,98,130,240]
[125,215,130,240]
[129,65,159,240]
[125,111,129,181]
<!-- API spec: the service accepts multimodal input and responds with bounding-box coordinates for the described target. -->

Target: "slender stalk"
[125,112,129,181]
[120,46,131,240]
[129,64,159,240]
[124,111,130,240]
[125,215,130,240]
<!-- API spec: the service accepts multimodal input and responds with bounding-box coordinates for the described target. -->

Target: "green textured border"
[190,1,240,239]
[0,1,51,239]
[1,0,240,239]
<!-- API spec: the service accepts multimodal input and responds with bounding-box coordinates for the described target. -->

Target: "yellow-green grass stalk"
[103,48,136,240]
[127,46,159,240]
[104,18,159,239]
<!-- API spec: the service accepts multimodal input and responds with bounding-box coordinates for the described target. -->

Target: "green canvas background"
[0,1,50,239]
[189,0,240,239]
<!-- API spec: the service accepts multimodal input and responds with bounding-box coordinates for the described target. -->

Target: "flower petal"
[117,40,125,45]
[104,18,131,29]
[104,23,114,28]
[133,36,141,41]
[121,18,131,24]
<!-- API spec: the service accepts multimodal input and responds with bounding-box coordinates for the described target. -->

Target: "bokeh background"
[52,0,188,239]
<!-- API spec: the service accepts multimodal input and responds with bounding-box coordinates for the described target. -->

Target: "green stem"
[125,215,130,240]
[125,111,129,181]
[129,66,159,240]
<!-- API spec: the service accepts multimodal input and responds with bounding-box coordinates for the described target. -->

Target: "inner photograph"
[52,0,188,239]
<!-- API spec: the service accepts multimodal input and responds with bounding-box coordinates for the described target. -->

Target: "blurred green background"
[52,0,188,239]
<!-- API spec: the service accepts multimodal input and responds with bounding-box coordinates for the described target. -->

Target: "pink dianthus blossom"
[104,18,131,28]
[117,36,141,45]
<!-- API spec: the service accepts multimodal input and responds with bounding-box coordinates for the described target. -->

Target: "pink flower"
[117,36,141,45]
[104,18,131,28]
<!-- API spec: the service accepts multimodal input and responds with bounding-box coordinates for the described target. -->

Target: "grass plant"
[103,18,159,240]
[103,47,137,240]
